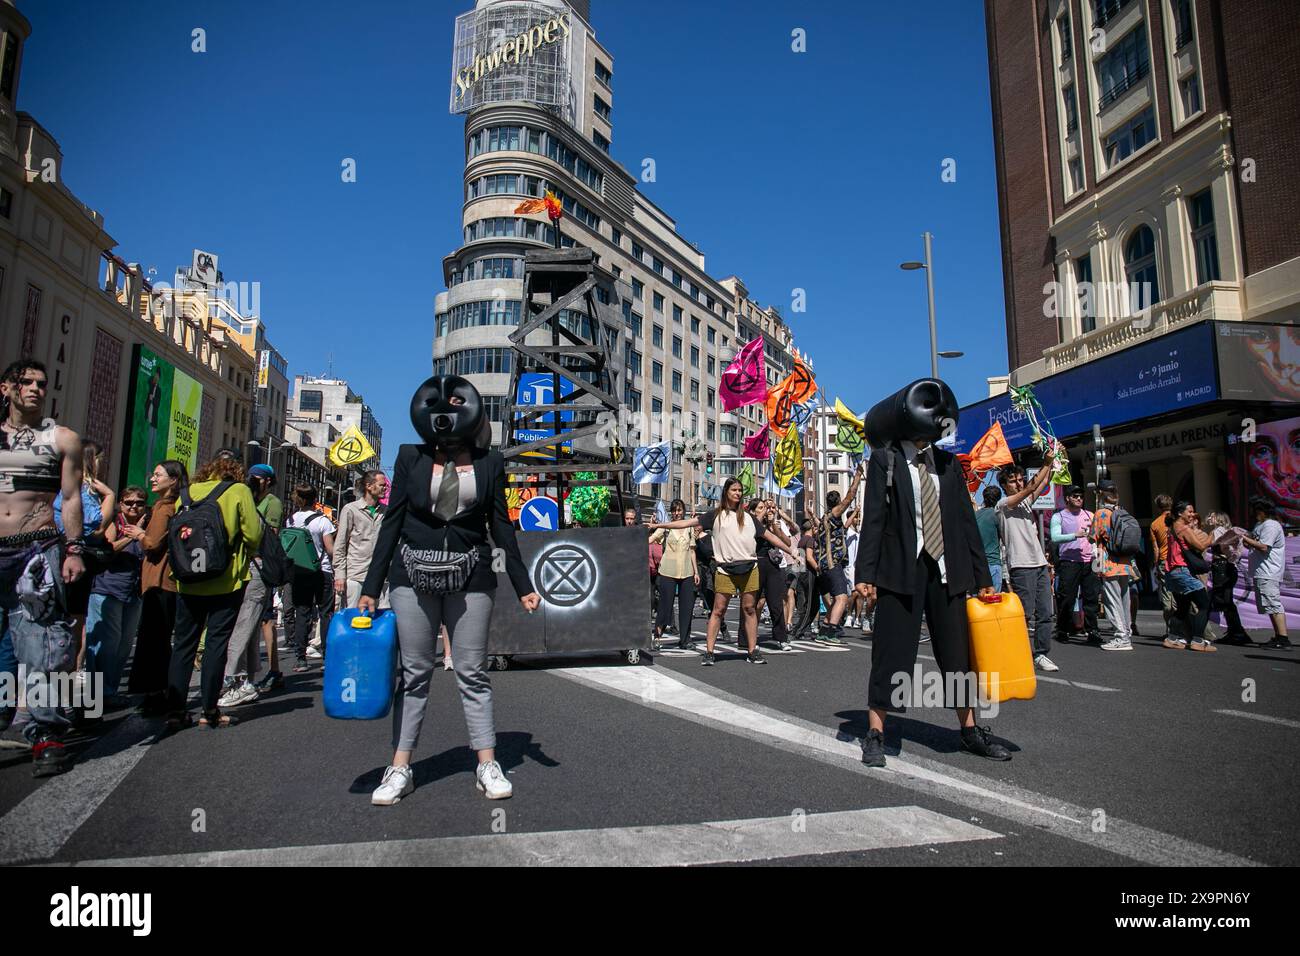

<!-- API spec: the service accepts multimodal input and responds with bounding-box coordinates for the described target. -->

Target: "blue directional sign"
[519,495,560,532]
[515,372,575,453]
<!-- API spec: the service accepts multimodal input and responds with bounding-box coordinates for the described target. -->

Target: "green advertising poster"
[123,345,203,498]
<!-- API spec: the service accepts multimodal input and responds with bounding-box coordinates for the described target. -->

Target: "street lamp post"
[901,233,965,377]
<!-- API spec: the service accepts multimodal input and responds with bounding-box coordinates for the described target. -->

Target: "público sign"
[450,2,574,114]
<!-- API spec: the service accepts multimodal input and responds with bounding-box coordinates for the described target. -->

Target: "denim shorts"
[1164,567,1205,597]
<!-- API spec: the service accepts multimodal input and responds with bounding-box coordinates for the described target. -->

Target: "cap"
[248,463,275,480]
[1097,479,1117,493]
[1065,484,1084,497]
[215,447,240,461]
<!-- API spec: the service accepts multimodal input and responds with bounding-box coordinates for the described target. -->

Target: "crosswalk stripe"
[1212,709,1300,729]
[916,653,1119,693]
[59,806,1001,867]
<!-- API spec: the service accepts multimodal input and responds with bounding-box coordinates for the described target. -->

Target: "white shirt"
[900,440,947,583]
[1249,518,1285,582]
[290,510,337,575]
[431,464,478,518]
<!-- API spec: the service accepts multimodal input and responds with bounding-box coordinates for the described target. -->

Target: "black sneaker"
[293,658,310,673]
[678,641,697,652]
[861,729,886,768]
[700,651,716,666]
[32,737,71,777]
[746,649,767,665]
[1261,637,1293,651]
[255,670,285,692]
[1217,632,1255,647]
[961,725,1012,761]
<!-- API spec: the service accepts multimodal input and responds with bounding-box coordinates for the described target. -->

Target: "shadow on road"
[346,731,561,794]
[834,710,1023,758]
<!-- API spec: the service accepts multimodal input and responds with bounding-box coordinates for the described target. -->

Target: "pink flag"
[742,427,770,460]
[720,338,768,412]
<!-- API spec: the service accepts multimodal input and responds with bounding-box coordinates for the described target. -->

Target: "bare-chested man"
[0,358,86,776]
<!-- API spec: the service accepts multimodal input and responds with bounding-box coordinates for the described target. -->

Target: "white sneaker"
[476,760,513,799]
[217,680,243,709]
[309,636,321,650]
[1100,637,1133,651]
[443,658,453,671]
[372,765,414,806]
[1034,654,1060,672]
[305,646,323,659]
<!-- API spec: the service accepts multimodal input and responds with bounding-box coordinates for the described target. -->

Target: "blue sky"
[21,0,1006,468]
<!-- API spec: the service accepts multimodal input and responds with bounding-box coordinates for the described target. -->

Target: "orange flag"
[968,421,1014,472]
[515,198,546,214]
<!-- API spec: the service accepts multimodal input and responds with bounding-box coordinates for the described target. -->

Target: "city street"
[2,607,1294,868]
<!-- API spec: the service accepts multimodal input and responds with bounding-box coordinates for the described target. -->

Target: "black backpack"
[168,481,236,583]
[256,513,291,587]
[1106,506,1143,559]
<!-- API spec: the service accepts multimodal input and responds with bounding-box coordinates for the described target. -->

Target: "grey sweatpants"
[225,570,268,679]
[1101,575,1132,641]
[389,586,495,753]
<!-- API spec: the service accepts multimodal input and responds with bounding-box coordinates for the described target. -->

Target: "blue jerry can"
[323,609,398,720]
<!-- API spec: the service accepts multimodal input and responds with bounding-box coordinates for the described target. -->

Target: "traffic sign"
[515,372,575,455]
[519,495,560,532]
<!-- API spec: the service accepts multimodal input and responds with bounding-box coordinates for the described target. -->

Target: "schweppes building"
[434,1,820,508]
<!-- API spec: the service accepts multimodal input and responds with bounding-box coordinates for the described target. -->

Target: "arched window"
[1124,226,1159,314]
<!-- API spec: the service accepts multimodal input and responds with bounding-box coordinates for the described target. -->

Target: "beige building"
[0,0,253,486]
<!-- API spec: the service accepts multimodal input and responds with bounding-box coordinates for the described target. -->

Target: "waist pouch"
[400,543,478,594]
[718,560,756,577]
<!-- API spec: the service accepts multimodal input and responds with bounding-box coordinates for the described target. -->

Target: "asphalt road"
[1,606,1294,867]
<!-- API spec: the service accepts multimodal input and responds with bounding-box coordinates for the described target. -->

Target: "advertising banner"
[121,345,204,495]
[1216,322,1300,405]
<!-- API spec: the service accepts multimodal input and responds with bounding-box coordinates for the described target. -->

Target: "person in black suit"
[854,383,1011,767]
[359,375,540,806]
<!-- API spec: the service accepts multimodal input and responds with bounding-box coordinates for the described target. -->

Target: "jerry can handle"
[977,593,1003,604]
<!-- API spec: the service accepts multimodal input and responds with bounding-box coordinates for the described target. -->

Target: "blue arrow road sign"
[519,495,560,532]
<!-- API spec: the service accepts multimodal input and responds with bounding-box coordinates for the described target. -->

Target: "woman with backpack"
[358,375,539,806]
[163,455,263,730]
[1091,480,1140,651]
[132,460,187,715]
[283,485,336,674]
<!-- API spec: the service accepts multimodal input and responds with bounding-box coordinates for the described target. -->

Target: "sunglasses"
[17,377,48,390]
[122,499,147,507]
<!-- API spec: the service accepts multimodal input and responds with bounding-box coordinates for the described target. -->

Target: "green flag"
[738,462,756,498]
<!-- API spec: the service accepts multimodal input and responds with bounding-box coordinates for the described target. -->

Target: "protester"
[164,455,263,730]
[807,466,864,645]
[248,464,286,692]
[694,523,730,643]
[752,499,794,651]
[55,440,115,669]
[1202,511,1253,646]
[285,484,337,671]
[649,499,698,650]
[1162,500,1215,653]
[1052,484,1101,645]
[132,460,186,715]
[84,486,148,706]
[0,359,86,776]
[649,477,790,665]
[1242,497,1291,650]
[843,510,865,628]
[997,464,1058,671]
[360,374,539,805]
[334,469,389,609]
[974,485,1004,593]
[1149,494,1177,637]
[1091,480,1138,651]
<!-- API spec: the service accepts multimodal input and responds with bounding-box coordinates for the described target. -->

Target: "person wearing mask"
[360,375,538,805]
[84,486,148,708]
[974,486,1004,593]
[1162,500,1216,652]
[1052,485,1101,646]
[1091,480,1139,652]
[1242,497,1291,651]
[1201,511,1253,646]
[132,460,186,716]
[164,455,263,730]
[997,464,1058,671]
[649,499,699,651]
[649,478,790,666]
[286,484,337,672]
[335,470,390,609]
[1149,495,1178,638]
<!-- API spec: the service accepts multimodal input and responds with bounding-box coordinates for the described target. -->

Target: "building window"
[1093,0,1131,28]
[593,130,610,153]
[652,397,662,414]
[431,347,514,376]
[652,256,664,276]
[672,371,682,394]
[595,60,613,88]
[652,324,663,348]
[707,356,715,376]
[1097,24,1149,110]
[631,278,643,301]
[1179,74,1202,118]
[626,308,643,338]
[1172,0,1195,49]
[672,335,682,359]
[707,421,715,440]
[1124,226,1160,314]
[0,186,11,219]
[707,327,716,344]
[672,304,682,324]
[1103,107,1156,168]
[1057,14,1073,61]
[653,292,664,313]
[1075,253,1095,334]
[690,380,699,401]
[652,361,663,385]
[0,34,20,101]
[594,95,612,121]
[690,345,700,368]
[690,315,700,334]
[707,388,716,409]
[632,241,644,261]
[1068,158,1084,194]
[611,226,623,247]
[1189,189,1220,284]
[1063,85,1079,134]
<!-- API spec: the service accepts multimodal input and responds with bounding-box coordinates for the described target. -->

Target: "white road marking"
[1212,709,1300,729]
[59,806,1000,867]
[0,715,160,865]
[554,665,1259,867]
[917,653,1119,692]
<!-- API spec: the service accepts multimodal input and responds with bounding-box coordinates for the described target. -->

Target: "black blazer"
[363,444,533,599]
[854,442,992,598]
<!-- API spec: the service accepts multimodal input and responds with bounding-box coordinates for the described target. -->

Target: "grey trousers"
[225,570,268,679]
[1009,564,1054,656]
[1101,576,1132,641]
[388,586,495,753]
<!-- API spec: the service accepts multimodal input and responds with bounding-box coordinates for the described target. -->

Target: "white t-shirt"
[291,510,337,575]
[1249,518,1285,582]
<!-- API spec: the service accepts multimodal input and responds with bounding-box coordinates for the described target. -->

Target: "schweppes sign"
[453,9,572,107]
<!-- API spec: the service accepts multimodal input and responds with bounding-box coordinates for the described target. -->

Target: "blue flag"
[654,499,669,523]
[632,441,671,485]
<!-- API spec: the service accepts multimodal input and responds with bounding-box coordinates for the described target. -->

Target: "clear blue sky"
[21,0,1007,467]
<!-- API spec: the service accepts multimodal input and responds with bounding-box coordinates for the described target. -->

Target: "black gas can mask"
[410,375,486,449]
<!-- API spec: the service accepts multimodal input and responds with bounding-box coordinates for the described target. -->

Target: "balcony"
[719,409,739,427]
[1031,281,1242,380]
